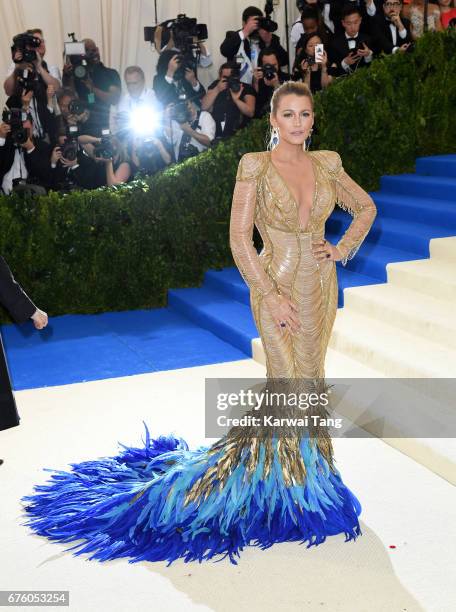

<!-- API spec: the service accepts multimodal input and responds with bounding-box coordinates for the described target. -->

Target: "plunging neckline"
[268,150,318,232]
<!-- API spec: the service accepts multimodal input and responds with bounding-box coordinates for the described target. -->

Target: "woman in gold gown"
[21,82,377,566]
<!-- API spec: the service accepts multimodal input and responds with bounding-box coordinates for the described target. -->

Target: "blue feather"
[21,422,362,564]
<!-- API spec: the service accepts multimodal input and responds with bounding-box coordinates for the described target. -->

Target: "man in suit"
[0,104,53,194]
[368,0,413,55]
[0,256,48,438]
[326,0,381,36]
[220,6,288,84]
[328,5,376,77]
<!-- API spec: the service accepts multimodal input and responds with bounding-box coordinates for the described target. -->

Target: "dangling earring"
[269,126,280,150]
[304,127,314,151]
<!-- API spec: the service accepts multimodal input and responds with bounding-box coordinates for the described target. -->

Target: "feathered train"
[21,415,362,565]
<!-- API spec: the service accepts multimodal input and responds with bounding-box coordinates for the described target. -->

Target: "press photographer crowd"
[1,0,455,196]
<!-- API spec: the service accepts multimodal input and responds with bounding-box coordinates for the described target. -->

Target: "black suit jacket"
[152,74,206,108]
[0,256,36,324]
[328,0,383,36]
[0,137,53,193]
[328,32,375,77]
[220,31,289,68]
[369,14,413,54]
[0,256,37,431]
[50,149,106,191]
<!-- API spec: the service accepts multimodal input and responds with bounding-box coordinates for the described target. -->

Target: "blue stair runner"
[2,154,455,389]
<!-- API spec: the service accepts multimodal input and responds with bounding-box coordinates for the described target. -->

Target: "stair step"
[370,193,456,227]
[327,208,454,255]
[386,258,456,302]
[168,286,257,356]
[204,267,250,305]
[380,174,456,200]
[251,337,385,377]
[326,234,425,281]
[430,236,456,262]
[415,154,456,178]
[329,309,456,377]
[343,283,456,349]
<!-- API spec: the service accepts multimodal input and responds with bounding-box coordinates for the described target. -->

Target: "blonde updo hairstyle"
[268,81,314,150]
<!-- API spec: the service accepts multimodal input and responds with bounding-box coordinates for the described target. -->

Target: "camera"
[94,129,114,159]
[145,14,208,80]
[15,67,41,95]
[11,33,41,64]
[223,63,242,93]
[261,63,277,80]
[61,125,79,161]
[257,2,278,33]
[173,53,198,82]
[68,98,86,116]
[145,14,208,51]
[12,178,47,197]
[64,36,89,80]
[169,97,192,124]
[2,108,29,145]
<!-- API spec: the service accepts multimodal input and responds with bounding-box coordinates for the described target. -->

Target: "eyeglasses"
[384,2,401,7]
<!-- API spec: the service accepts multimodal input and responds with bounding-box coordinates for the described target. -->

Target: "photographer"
[153,49,206,108]
[131,132,172,176]
[253,48,287,118]
[292,33,335,93]
[112,66,160,132]
[290,2,332,66]
[56,87,98,137]
[163,98,215,163]
[4,29,61,96]
[0,110,53,195]
[201,62,256,139]
[49,127,107,191]
[152,15,213,69]
[328,6,375,76]
[62,38,121,135]
[96,134,133,186]
[220,5,288,85]
[4,29,61,144]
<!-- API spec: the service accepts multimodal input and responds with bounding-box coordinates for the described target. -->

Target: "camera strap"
[178,110,201,158]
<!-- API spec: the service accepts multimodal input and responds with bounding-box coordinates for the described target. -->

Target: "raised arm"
[229,153,277,297]
[327,151,377,266]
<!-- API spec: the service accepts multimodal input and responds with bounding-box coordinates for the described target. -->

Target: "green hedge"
[0,30,455,322]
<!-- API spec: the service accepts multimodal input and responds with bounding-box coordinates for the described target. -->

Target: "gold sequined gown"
[21,149,377,566]
[230,149,377,380]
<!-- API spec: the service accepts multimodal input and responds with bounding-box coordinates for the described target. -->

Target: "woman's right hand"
[263,292,301,334]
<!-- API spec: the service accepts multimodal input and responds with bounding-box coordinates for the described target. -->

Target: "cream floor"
[1,359,456,612]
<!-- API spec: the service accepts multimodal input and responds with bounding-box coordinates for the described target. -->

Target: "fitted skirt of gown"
[21,171,363,567]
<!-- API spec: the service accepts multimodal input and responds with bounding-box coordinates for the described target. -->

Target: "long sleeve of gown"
[229,153,277,297]
[327,151,377,266]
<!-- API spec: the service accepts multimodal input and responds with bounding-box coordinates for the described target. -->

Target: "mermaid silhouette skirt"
[21,389,362,566]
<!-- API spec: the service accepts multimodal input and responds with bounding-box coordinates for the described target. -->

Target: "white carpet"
[1,359,456,612]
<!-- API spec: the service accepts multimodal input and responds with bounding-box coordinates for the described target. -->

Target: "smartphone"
[315,43,324,63]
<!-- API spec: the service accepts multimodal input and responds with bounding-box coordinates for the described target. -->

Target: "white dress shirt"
[0,137,36,195]
[166,111,215,161]
[110,88,160,131]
